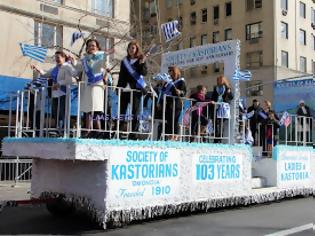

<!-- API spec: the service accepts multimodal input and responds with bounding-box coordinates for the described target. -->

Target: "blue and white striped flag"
[71,31,84,46]
[161,20,181,42]
[25,77,48,90]
[232,69,252,81]
[20,43,47,63]
[152,73,172,82]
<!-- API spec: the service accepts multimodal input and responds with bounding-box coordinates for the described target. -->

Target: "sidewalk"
[0,181,31,201]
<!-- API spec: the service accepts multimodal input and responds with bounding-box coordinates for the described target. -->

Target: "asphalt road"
[0,197,314,236]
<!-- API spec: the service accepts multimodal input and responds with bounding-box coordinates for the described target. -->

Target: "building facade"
[134,0,315,103]
[0,0,130,80]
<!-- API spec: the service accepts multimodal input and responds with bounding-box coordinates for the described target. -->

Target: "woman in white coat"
[74,39,109,135]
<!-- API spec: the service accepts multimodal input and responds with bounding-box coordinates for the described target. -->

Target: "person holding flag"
[158,66,186,141]
[31,51,76,130]
[72,38,110,136]
[117,40,148,139]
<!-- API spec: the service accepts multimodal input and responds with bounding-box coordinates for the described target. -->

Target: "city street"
[0,197,314,236]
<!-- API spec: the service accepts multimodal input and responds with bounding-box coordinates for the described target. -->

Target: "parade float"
[2,40,315,229]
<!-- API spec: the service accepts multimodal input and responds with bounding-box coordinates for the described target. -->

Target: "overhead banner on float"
[161,40,240,79]
[273,78,315,114]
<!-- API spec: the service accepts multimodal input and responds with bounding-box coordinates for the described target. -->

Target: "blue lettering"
[111,165,119,180]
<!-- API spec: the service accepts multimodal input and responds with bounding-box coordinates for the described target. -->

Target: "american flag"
[161,20,181,42]
[279,111,292,127]
[20,43,47,63]
[232,69,252,81]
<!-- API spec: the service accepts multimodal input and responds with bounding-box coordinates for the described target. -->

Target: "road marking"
[265,223,314,236]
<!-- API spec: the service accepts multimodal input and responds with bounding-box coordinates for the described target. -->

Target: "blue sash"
[50,65,67,93]
[216,86,226,103]
[258,111,268,120]
[51,66,59,84]
[157,77,184,104]
[122,57,146,89]
[82,53,105,85]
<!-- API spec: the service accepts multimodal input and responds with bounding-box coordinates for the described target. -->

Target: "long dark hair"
[127,40,142,58]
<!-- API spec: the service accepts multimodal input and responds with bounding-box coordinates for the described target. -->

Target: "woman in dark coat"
[211,75,233,143]
[161,66,186,141]
[117,40,148,138]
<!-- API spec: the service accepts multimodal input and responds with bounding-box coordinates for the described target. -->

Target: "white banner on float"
[192,152,243,183]
[160,40,240,79]
[277,150,311,187]
[107,147,180,209]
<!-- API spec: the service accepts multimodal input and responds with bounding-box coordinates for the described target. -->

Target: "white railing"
[7,83,233,143]
[250,114,314,157]
[0,157,32,183]
[161,95,231,143]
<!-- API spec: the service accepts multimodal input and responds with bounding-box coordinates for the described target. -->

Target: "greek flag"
[161,20,181,42]
[25,77,48,90]
[232,69,252,81]
[20,43,47,63]
[216,103,230,119]
[152,73,171,82]
[71,31,84,46]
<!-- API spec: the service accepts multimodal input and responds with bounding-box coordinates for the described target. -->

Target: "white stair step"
[251,177,266,189]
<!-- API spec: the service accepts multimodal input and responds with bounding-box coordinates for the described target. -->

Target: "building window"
[224,28,232,40]
[246,51,263,68]
[34,22,62,48]
[246,0,262,11]
[312,34,315,50]
[201,34,207,45]
[281,50,288,68]
[190,12,197,25]
[213,6,219,20]
[300,56,307,72]
[91,0,113,17]
[201,8,207,23]
[213,62,220,73]
[281,22,288,39]
[95,36,114,60]
[312,8,315,24]
[246,22,262,40]
[225,2,232,16]
[150,1,157,16]
[312,60,315,74]
[51,0,63,4]
[281,0,288,10]
[300,2,306,18]
[190,37,196,48]
[213,31,220,43]
[149,25,158,34]
[190,0,196,5]
[166,0,173,8]
[299,29,306,45]
[246,80,263,97]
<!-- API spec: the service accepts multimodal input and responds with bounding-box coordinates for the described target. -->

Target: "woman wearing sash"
[211,75,233,143]
[117,40,148,139]
[162,66,186,141]
[31,51,75,131]
[74,39,109,136]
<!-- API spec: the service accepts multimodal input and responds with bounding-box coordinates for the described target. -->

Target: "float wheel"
[46,197,75,217]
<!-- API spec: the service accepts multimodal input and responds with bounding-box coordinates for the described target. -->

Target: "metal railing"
[0,157,32,183]
[7,83,233,143]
